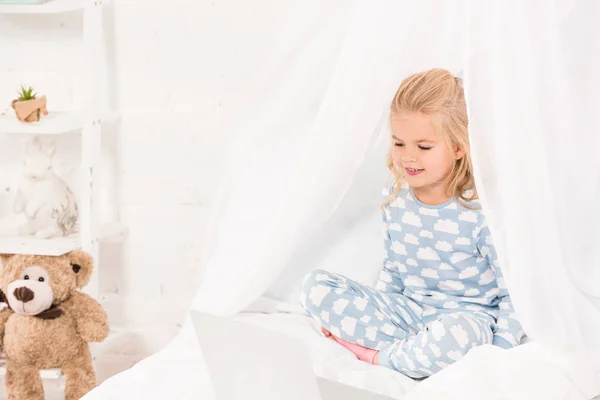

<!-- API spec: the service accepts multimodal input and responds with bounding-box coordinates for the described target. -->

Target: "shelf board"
[0,0,87,14]
[0,234,80,256]
[0,223,127,256]
[0,110,119,135]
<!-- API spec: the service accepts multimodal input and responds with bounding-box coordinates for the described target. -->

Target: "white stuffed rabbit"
[14,136,78,239]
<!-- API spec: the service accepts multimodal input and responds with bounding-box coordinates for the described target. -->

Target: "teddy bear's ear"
[0,254,14,266]
[66,250,93,288]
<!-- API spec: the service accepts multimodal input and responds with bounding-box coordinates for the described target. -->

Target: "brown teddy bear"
[0,250,109,400]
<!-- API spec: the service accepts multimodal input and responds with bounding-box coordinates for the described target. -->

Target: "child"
[299,68,524,379]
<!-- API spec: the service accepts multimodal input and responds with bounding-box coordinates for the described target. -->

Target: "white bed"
[83,297,596,400]
[84,308,414,399]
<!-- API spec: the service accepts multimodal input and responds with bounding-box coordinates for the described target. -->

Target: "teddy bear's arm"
[0,307,13,350]
[62,291,109,343]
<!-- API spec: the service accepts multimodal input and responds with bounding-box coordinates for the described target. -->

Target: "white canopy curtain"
[462,0,600,394]
[193,0,600,392]
[192,0,468,317]
[83,1,600,399]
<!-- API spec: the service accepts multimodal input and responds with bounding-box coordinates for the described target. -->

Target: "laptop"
[190,310,396,400]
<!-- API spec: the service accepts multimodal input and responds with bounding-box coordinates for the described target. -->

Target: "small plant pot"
[11,95,48,123]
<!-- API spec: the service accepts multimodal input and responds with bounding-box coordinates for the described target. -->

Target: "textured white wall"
[0,0,290,327]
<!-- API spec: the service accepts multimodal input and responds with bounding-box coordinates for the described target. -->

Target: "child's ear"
[454,144,466,160]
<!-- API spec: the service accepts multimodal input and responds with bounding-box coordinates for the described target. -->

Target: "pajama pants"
[299,269,495,379]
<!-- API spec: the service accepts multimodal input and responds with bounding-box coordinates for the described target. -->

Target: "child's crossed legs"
[299,269,494,378]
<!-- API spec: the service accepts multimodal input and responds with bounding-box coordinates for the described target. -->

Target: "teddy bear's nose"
[13,287,34,303]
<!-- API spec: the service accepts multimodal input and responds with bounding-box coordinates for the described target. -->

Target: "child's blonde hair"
[382,68,478,210]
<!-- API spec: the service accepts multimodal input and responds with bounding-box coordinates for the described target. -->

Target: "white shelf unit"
[0,0,123,301]
[0,110,118,136]
[0,222,127,256]
[0,0,89,15]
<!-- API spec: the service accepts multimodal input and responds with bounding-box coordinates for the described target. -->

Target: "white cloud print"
[309,286,331,307]
[443,301,460,309]
[459,211,478,223]
[390,197,406,208]
[389,223,402,231]
[458,266,479,279]
[341,317,357,336]
[379,271,392,283]
[332,298,349,315]
[434,219,460,234]
[478,269,496,285]
[430,320,446,341]
[419,207,439,217]
[438,280,465,291]
[405,275,427,288]
[420,230,434,238]
[421,268,439,279]
[353,298,368,311]
[417,247,440,260]
[450,325,470,348]
[366,326,378,341]
[404,233,419,245]
[391,261,407,272]
[392,241,407,255]
[382,323,396,336]
[435,241,453,252]
[402,212,422,227]
[455,237,471,246]
[451,252,472,264]
[429,343,442,357]
[445,202,458,210]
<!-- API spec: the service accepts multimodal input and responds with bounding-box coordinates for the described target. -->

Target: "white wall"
[0,0,290,327]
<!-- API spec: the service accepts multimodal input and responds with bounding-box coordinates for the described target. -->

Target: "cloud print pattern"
[299,187,524,378]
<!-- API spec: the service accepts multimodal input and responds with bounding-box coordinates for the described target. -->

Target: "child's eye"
[418,145,432,151]
[394,142,404,147]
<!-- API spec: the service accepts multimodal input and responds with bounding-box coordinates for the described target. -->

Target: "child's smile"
[404,167,424,176]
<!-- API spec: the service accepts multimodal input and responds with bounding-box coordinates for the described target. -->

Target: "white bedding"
[84,311,416,399]
[84,305,596,400]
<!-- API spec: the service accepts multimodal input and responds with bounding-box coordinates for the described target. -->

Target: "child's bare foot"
[320,326,379,364]
[321,326,336,341]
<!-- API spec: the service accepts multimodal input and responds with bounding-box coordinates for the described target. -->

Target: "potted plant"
[11,85,48,122]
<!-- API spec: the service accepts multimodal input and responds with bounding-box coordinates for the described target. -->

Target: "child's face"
[390,112,460,192]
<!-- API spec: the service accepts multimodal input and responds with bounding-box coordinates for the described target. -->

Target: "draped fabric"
[191,0,600,393]
[462,0,600,392]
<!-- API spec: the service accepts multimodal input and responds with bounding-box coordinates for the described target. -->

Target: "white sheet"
[84,302,592,400]
[84,307,417,399]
